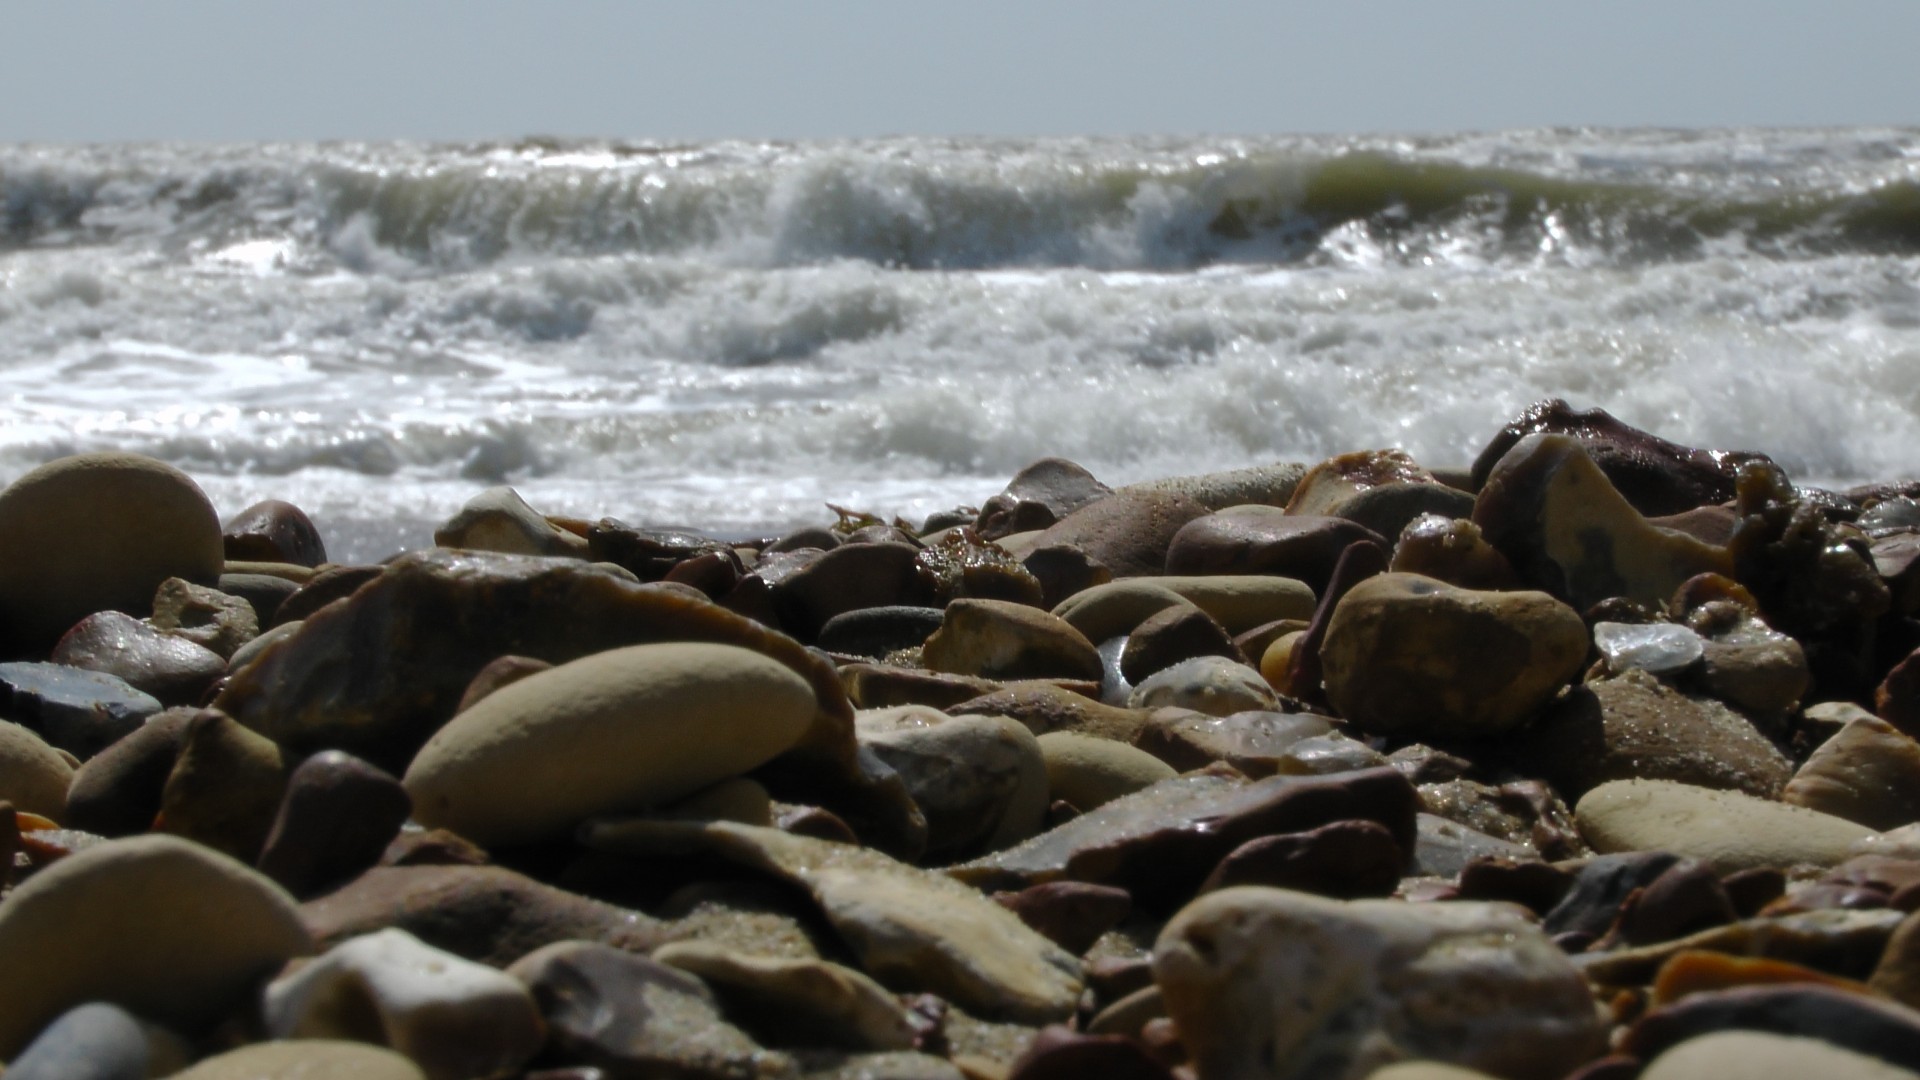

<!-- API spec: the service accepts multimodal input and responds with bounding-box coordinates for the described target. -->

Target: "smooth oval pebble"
[1577,779,1879,874]
[171,1040,428,1080]
[1037,731,1178,811]
[1594,621,1706,675]
[405,642,817,847]
[1640,1030,1920,1080]
[0,833,311,1058]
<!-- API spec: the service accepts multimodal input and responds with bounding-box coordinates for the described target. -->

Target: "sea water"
[3,129,1919,560]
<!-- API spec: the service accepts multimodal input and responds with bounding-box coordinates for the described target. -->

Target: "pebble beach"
[4,399,1920,1078]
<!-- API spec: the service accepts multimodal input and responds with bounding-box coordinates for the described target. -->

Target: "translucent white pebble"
[1593,621,1705,675]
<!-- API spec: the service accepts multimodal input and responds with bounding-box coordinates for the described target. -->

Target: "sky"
[3,1,1917,143]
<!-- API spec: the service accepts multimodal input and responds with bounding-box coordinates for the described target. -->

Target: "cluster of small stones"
[9,399,1920,1078]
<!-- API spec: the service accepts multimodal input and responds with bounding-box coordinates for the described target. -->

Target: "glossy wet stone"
[949,767,1418,914]
[1131,708,1331,776]
[435,485,590,558]
[1117,603,1240,684]
[51,609,226,706]
[0,661,162,760]
[1164,507,1385,595]
[1125,655,1276,717]
[1594,620,1705,675]
[818,606,946,659]
[975,458,1115,541]
[922,599,1103,683]
[223,498,329,566]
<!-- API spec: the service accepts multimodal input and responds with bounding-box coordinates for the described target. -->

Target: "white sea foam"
[3,131,1920,560]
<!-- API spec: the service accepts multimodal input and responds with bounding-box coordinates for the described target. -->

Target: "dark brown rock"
[993,882,1132,956]
[660,548,746,601]
[1022,544,1112,610]
[1281,539,1388,703]
[256,750,412,899]
[223,499,328,567]
[60,708,195,836]
[840,664,1002,711]
[774,541,927,640]
[1623,984,1920,1073]
[1544,852,1684,939]
[215,572,301,628]
[819,606,945,659]
[586,519,732,580]
[212,549,923,859]
[50,610,224,706]
[1611,859,1740,947]
[948,682,1154,743]
[272,564,382,626]
[1197,818,1403,899]
[1164,508,1385,595]
[976,458,1114,541]
[1877,646,1920,742]
[763,525,841,555]
[302,864,669,966]
[454,655,554,715]
[1509,671,1794,801]
[1455,857,1574,915]
[1471,399,1771,516]
[1006,1027,1173,1080]
[950,767,1418,914]
[1118,604,1241,684]
[1030,491,1211,579]
[1284,449,1475,540]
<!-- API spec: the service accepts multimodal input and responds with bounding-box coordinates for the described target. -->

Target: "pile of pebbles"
[4,398,1920,1079]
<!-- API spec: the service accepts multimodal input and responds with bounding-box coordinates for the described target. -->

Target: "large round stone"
[405,642,817,847]
[172,1040,428,1080]
[1320,573,1588,739]
[0,834,311,1058]
[0,453,223,657]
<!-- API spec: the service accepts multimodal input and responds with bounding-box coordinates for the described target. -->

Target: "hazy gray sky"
[5,1,1916,142]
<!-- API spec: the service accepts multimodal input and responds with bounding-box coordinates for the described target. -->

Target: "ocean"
[3,128,1919,562]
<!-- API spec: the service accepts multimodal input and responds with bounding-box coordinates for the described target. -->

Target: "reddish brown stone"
[975,458,1114,541]
[222,499,328,567]
[1119,604,1241,684]
[1029,490,1211,579]
[993,882,1132,955]
[1197,819,1403,900]
[1164,508,1384,596]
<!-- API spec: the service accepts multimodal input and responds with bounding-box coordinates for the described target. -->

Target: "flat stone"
[1473,433,1733,611]
[1036,731,1177,811]
[1199,819,1403,899]
[172,1041,428,1080]
[300,863,668,966]
[653,940,920,1051]
[1577,779,1878,874]
[257,750,413,898]
[213,549,922,859]
[1155,887,1606,1080]
[1132,709,1332,776]
[0,834,311,1058]
[856,707,1048,860]
[51,609,226,706]
[992,881,1133,956]
[1640,1031,1920,1080]
[223,498,329,567]
[922,598,1103,682]
[510,941,789,1080]
[434,485,589,558]
[266,928,544,1080]
[1126,655,1276,717]
[406,642,817,848]
[949,768,1418,914]
[0,661,162,760]
[948,682,1155,744]
[1576,908,1906,988]
[1511,671,1794,801]
[1320,573,1587,738]
[0,719,73,820]
[1119,462,1307,511]
[1786,717,1920,830]
[583,819,1084,1024]
[0,453,223,657]
[1411,813,1535,878]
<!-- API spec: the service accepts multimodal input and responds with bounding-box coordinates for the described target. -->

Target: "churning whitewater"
[3,129,1920,558]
